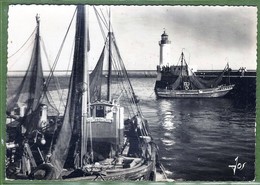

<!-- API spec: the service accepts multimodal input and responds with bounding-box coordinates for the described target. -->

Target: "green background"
[0,0,259,185]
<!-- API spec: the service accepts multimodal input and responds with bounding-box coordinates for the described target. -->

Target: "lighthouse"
[159,30,171,66]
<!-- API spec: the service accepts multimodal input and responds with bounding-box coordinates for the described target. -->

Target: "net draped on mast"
[7,15,45,134]
[50,5,88,177]
[171,52,228,90]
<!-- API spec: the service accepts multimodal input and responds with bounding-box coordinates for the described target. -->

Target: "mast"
[31,14,41,111]
[107,7,112,102]
[180,52,184,90]
[49,5,90,177]
[81,5,87,167]
[36,14,40,50]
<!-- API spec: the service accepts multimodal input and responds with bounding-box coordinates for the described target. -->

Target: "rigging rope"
[92,6,150,138]
[93,7,134,112]
[109,40,135,117]
[8,27,37,59]
[96,6,109,30]
[8,35,35,70]
[40,37,65,108]
[93,6,108,41]
[56,38,75,113]
[112,34,144,116]
[111,35,149,136]
[45,8,77,90]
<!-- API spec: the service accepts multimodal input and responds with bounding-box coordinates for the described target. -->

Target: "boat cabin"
[89,101,114,120]
[86,101,125,159]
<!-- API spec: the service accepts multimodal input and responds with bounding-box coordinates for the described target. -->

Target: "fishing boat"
[155,52,235,98]
[6,5,161,181]
[6,14,61,179]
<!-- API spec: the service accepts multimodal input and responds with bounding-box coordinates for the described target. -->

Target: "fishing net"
[171,54,227,90]
[6,25,45,134]
[7,21,59,136]
[50,6,86,177]
[89,45,105,102]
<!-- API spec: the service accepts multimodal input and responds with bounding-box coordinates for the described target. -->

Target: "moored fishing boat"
[154,31,235,98]
[6,14,61,179]
[6,5,162,181]
[156,84,235,98]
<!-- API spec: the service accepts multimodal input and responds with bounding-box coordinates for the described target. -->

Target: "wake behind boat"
[154,31,235,98]
[6,5,164,181]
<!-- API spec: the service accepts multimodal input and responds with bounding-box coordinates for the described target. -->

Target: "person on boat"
[124,116,147,158]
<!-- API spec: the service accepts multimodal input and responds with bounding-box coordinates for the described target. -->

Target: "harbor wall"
[7,69,256,78]
[7,70,256,102]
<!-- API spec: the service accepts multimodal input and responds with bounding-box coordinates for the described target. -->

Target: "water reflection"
[162,112,175,131]
[149,97,255,181]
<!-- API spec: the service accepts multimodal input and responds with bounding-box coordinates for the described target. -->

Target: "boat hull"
[155,85,235,98]
[63,160,156,181]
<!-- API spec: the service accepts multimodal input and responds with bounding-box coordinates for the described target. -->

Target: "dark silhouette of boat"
[6,5,162,181]
[155,52,235,98]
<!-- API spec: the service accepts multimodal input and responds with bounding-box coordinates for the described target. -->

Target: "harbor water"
[7,77,256,181]
[131,77,255,181]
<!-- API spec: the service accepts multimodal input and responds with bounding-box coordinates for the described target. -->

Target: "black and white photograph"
[5,4,256,181]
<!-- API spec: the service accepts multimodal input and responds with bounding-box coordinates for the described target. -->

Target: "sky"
[7,5,257,72]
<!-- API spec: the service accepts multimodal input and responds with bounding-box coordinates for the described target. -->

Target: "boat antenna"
[107,7,112,102]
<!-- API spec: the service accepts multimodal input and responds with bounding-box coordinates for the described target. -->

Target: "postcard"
[3,3,257,182]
